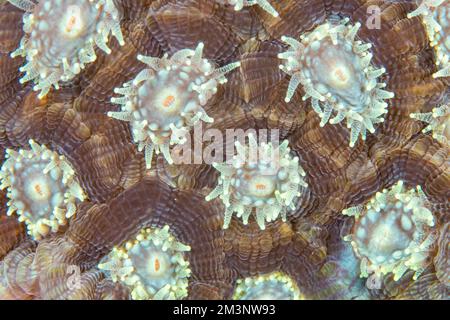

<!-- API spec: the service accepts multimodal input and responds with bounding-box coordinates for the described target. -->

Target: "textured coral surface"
[0,0,448,300]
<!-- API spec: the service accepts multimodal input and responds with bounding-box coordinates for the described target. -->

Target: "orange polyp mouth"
[162,95,175,108]
[65,16,78,33]
[154,258,161,272]
[255,183,267,190]
[34,184,44,196]
[334,68,348,83]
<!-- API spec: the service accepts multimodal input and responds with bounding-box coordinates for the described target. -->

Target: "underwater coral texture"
[0,0,448,300]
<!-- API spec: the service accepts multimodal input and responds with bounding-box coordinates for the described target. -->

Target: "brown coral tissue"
[0,0,448,302]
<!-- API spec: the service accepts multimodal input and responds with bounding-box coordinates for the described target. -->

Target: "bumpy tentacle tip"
[220,0,279,17]
[409,1,449,80]
[410,104,449,145]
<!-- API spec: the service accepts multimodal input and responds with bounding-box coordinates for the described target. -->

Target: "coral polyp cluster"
[98,225,191,300]
[233,272,302,300]
[9,0,124,98]
[108,43,240,168]
[411,104,449,145]
[279,19,394,147]
[343,181,437,283]
[206,134,307,230]
[408,0,449,78]
[218,0,279,17]
[0,140,85,239]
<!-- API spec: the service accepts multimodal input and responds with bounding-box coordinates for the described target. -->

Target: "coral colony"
[0,0,447,301]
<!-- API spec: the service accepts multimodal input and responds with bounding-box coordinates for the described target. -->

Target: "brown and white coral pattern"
[0,0,448,300]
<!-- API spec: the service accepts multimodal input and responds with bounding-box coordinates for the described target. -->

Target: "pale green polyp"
[9,0,124,99]
[108,43,240,169]
[342,181,437,284]
[206,134,307,230]
[98,225,191,300]
[279,19,394,148]
[0,140,85,240]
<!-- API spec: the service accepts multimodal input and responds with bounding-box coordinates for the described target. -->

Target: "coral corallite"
[98,225,191,300]
[0,140,85,239]
[233,272,302,300]
[411,104,449,146]
[206,134,307,230]
[9,0,124,98]
[408,0,449,78]
[343,181,437,283]
[108,43,241,168]
[218,0,279,17]
[279,19,395,147]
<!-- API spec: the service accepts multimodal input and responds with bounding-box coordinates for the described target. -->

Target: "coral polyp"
[108,43,240,168]
[411,104,449,145]
[343,181,437,284]
[233,272,302,300]
[408,0,449,78]
[218,0,279,17]
[0,140,85,239]
[98,225,191,300]
[9,0,124,98]
[206,134,307,230]
[279,19,394,147]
